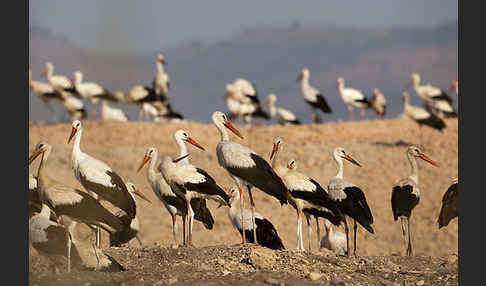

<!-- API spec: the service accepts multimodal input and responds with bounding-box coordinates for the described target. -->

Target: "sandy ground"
[28,117,458,284]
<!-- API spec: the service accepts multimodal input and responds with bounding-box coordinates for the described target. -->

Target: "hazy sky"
[29,0,457,55]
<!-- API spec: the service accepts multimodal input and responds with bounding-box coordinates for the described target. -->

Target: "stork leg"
[239,188,246,245]
[186,199,194,247]
[353,219,358,256]
[182,214,186,246]
[95,226,101,248]
[315,216,321,249]
[67,221,78,244]
[247,186,258,245]
[400,216,408,256]
[135,234,143,246]
[343,216,350,256]
[171,214,178,246]
[296,209,305,251]
[305,214,312,251]
[407,216,413,256]
[66,235,72,273]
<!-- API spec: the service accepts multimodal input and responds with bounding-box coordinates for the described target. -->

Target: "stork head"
[174,130,205,151]
[211,111,243,139]
[409,73,420,89]
[336,77,345,88]
[43,62,53,77]
[334,147,361,167]
[137,147,157,173]
[270,137,283,161]
[287,159,297,170]
[67,120,82,144]
[228,186,239,204]
[72,71,83,84]
[126,182,152,204]
[157,54,167,66]
[264,93,277,106]
[407,146,439,167]
[29,141,52,165]
[297,68,309,82]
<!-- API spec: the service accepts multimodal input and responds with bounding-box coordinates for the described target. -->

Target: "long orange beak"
[343,154,362,167]
[137,155,151,173]
[67,127,77,144]
[224,120,243,139]
[185,137,205,151]
[132,188,152,204]
[270,144,278,161]
[419,153,439,167]
[29,148,42,165]
[173,153,190,163]
[263,98,270,106]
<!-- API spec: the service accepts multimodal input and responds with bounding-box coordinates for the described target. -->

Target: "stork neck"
[301,76,310,90]
[407,152,419,183]
[219,125,230,142]
[37,149,51,204]
[176,139,189,165]
[39,203,52,218]
[71,128,83,162]
[147,151,159,183]
[333,154,344,179]
[268,101,277,117]
[156,62,165,73]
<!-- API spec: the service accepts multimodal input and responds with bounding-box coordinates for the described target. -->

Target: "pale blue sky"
[29,0,457,55]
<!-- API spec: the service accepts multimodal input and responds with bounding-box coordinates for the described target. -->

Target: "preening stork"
[336,77,371,121]
[269,138,343,251]
[297,68,332,123]
[264,93,301,125]
[109,182,152,247]
[29,142,125,270]
[212,111,293,245]
[227,187,285,250]
[320,219,348,255]
[137,147,214,246]
[68,120,136,247]
[402,91,446,132]
[391,146,439,256]
[370,88,386,118]
[328,147,374,256]
[29,69,61,106]
[438,178,458,229]
[153,54,171,97]
[159,153,230,247]
[408,73,457,118]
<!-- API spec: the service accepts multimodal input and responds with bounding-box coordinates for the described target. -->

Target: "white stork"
[71,238,126,272]
[269,138,343,251]
[391,146,439,256]
[227,187,285,250]
[402,91,446,132]
[68,120,136,247]
[328,147,374,256]
[43,62,78,95]
[336,77,372,121]
[320,219,348,255]
[141,102,161,122]
[264,93,301,125]
[212,111,293,245]
[109,181,151,247]
[224,83,243,122]
[438,178,458,229]
[153,54,171,97]
[29,69,61,106]
[370,88,386,119]
[297,68,332,123]
[137,147,214,246]
[232,78,270,124]
[159,153,230,247]
[408,73,457,118]
[100,101,128,122]
[29,142,125,268]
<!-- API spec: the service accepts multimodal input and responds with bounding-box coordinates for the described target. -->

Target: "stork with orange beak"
[212,111,294,245]
[328,147,374,256]
[391,146,439,256]
[68,120,136,247]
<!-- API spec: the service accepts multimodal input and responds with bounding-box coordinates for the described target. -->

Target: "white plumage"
[72,71,105,101]
[320,220,347,255]
[297,68,332,123]
[402,91,446,131]
[409,73,456,118]
[265,93,300,125]
[370,88,386,118]
[101,101,128,121]
[43,62,73,89]
[153,54,170,96]
[336,77,370,120]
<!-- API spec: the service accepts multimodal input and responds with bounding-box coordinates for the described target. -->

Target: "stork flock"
[29,54,183,123]
[30,57,458,131]
[29,109,458,273]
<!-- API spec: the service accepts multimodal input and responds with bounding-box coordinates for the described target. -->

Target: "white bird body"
[142,103,161,122]
[101,101,128,121]
[233,78,257,102]
[402,92,446,131]
[320,220,347,255]
[29,70,60,103]
[72,71,105,101]
[44,62,73,89]
[299,69,321,102]
[410,73,456,118]
[371,88,386,117]
[266,93,300,125]
[154,55,170,96]
[336,77,370,118]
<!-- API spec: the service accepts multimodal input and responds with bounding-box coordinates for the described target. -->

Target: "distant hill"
[29,21,457,123]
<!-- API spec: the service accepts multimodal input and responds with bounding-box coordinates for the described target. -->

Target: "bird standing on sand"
[297,68,332,123]
[336,77,371,121]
